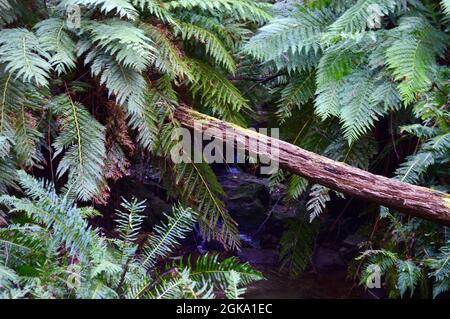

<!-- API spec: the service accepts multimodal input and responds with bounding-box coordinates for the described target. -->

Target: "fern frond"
[178,22,236,73]
[147,268,214,299]
[395,133,450,184]
[276,72,316,123]
[143,24,192,81]
[386,35,435,104]
[177,254,263,291]
[0,28,51,87]
[356,249,399,273]
[0,70,26,132]
[400,124,437,139]
[127,76,177,152]
[140,205,196,270]
[84,20,155,72]
[63,0,138,20]
[224,270,246,299]
[425,244,450,298]
[0,171,100,262]
[12,109,43,167]
[443,0,450,16]
[0,159,17,192]
[243,6,335,62]
[50,95,107,201]
[328,0,396,33]
[84,48,149,116]
[307,184,330,222]
[114,197,146,243]
[315,78,345,120]
[167,0,272,24]
[279,218,318,277]
[188,60,248,125]
[316,43,361,86]
[167,152,240,249]
[131,0,176,24]
[396,260,421,298]
[34,18,77,76]
[287,174,309,200]
[339,71,380,144]
[0,0,17,26]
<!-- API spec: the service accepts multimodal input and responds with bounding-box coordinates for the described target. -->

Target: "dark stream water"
[116,164,369,299]
[206,166,367,299]
[245,268,363,299]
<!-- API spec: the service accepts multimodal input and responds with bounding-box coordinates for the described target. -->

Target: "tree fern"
[34,18,77,76]
[443,0,450,16]
[177,22,236,73]
[170,160,240,250]
[0,28,51,87]
[328,0,396,34]
[279,217,319,277]
[62,0,139,20]
[84,20,155,72]
[50,95,107,201]
[187,60,248,125]
[276,72,316,123]
[166,0,272,24]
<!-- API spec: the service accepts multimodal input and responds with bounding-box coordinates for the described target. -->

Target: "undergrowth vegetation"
[0,0,449,299]
[0,171,262,298]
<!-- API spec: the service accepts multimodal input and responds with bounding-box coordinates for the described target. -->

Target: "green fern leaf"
[34,18,77,76]
[0,28,51,87]
[50,95,107,201]
[140,205,196,270]
[178,22,236,73]
[63,0,138,20]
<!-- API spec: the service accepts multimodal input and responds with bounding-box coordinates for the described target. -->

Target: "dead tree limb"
[174,107,450,226]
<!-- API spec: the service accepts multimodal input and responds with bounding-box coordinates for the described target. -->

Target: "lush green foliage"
[243,0,449,295]
[0,0,449,299]
[0,0,272,250]
[0,171,262,299]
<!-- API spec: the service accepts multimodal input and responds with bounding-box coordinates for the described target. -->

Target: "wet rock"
[238,248,279,265]
[218,172,271,233]
[111,170,172,225]
[260,233,279,249]
[342,234,366,248]
[240,234,261,249]
[339,234,367,260]
[270,203,297,221]
[312,245,346,272]
[145,193,172,221]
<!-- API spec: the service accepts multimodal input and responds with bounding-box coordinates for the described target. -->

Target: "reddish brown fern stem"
[174,107,450,226]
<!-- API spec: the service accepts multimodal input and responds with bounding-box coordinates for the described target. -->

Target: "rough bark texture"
[174,107,450,226]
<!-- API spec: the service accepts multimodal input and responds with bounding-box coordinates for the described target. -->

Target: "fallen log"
[174,106,450,226]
